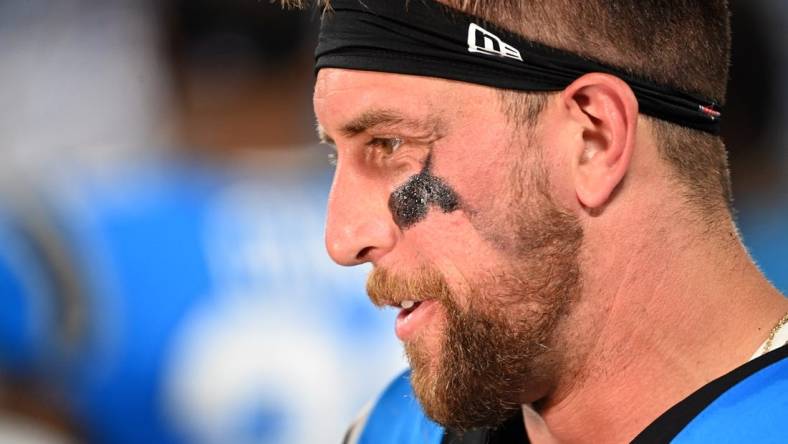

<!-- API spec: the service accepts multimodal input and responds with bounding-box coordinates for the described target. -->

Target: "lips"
[394,299,439,341]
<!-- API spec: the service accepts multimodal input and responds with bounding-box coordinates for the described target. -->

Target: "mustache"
[366,266,453,308]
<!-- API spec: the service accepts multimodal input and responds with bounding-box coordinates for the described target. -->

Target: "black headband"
[315,0,723,134]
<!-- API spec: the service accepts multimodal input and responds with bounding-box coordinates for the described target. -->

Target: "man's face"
[314,68,583,429]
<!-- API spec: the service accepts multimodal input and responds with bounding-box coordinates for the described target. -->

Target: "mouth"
[393,299,440,341]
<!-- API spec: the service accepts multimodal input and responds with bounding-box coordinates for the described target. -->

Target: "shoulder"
[636,345,788,443]
[673,346,788,443]
[344,370,445,444]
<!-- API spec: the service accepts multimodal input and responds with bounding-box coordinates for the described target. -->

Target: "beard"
[367,159,584,431]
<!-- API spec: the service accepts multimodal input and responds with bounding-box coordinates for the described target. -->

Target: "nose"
[325,161,398,266]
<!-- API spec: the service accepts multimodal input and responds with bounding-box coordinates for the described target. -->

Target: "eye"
[327,151,338,166]
[368,137,404,154]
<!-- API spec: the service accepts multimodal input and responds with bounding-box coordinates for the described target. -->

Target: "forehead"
[313,68,497,130]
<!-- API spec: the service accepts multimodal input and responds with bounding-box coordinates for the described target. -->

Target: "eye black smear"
[388,154,461,229]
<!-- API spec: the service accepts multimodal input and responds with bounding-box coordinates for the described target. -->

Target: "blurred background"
[0,0,785,443]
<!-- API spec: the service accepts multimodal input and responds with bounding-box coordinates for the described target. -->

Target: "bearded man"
[282,0,788,442]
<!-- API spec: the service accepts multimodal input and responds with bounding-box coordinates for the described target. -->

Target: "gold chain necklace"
[761,312,788,355]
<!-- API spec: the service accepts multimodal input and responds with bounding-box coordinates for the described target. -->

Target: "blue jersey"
[349,345,788,443]
[0,161,404,444]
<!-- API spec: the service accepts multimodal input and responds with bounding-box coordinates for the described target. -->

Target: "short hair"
[291,0,733,218]
[476,0,733,221]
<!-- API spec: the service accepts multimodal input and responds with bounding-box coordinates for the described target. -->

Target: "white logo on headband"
[467,23,523,62]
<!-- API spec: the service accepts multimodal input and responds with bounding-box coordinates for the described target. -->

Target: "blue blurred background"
[0,1,785,443]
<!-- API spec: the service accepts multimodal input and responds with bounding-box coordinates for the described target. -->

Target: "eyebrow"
[317,108,445,146]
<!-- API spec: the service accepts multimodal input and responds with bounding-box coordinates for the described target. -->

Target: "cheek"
[435,155,515,224]
[433,118,515,197]
[440,170,522,252]
[399,210,510,289]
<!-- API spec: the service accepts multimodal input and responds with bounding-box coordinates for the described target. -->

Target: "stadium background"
[0,1,785,443]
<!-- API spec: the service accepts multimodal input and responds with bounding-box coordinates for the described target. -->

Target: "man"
[284,0,788,442]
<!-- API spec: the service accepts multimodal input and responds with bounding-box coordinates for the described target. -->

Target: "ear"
[561,73,638,210]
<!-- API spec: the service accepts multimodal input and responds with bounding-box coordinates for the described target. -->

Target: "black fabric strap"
[315,0,722,134]
[442,412,528,444]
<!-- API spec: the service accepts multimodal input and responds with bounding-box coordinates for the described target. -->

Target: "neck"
[527,206,788,443]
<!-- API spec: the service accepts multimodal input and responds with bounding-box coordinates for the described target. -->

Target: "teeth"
[401,300,415,310]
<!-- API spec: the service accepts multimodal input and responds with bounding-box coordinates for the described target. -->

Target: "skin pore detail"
[388,153,462,230]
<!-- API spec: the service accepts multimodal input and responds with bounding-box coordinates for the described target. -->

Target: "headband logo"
[467,23,523,62]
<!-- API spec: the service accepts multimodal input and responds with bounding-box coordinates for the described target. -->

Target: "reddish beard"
[365,188,583,431]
